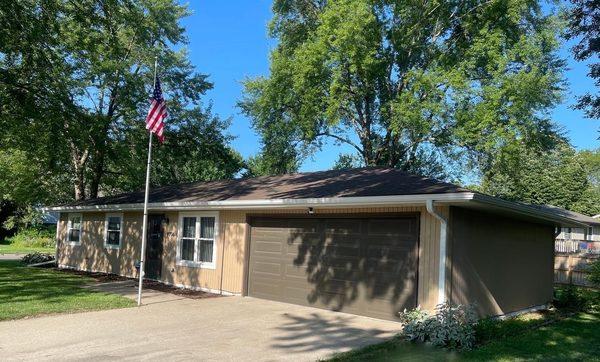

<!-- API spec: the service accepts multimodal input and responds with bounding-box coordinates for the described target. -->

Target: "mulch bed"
[55,268,222,299]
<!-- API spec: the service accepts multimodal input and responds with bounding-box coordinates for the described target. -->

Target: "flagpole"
[137,56,158,307]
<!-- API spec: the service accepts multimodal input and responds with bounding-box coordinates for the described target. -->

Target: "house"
[550,207,600,254]
[46,168,592,320]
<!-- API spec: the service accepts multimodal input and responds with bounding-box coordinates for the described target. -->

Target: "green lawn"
[329,312,600,361]
[0,260,135,321]
[0,244,55,255]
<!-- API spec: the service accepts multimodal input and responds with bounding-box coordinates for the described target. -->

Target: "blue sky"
[182,1,599,172]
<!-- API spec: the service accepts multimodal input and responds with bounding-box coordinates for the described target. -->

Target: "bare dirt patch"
[56,268,222,299]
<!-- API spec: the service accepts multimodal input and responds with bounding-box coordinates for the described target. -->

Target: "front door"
[145,214,164,280]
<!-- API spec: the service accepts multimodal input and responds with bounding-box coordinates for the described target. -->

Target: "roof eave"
[471,193,590,228]
[43,192,476,212]
[44,192,591,227]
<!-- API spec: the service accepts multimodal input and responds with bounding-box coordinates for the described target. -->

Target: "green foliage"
[4,228,56,249]
[0,0,243,205]
[462,312,600,361]
[565,0,600,120]
[243,151,300,178]
[332,154,364,170]
[241,0,566,177]
[398,302,478,351]
[588,259,600,288]
[481,145,600,215]
[554,285,600,312]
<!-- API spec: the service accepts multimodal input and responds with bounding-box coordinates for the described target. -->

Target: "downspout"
[426,200,448,305]
[55,213,61,266]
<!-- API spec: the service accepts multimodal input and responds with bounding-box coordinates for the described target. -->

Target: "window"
[104,213,123,249]
[67,213,82,244]
[177,212,218,268]
[564,227,572,240]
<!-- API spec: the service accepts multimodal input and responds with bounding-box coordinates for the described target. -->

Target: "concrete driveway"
[0,290,401,361]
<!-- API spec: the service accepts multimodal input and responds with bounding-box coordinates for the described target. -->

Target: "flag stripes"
[145,77,168,143]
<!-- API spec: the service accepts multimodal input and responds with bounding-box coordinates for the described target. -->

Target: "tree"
[241,0,565,178]
[566,0,600,120]
[0,0,243,203]
[480,145,600,215]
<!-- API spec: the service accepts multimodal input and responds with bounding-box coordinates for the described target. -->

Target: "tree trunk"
[70,144,89,201]
[89,148,105,199]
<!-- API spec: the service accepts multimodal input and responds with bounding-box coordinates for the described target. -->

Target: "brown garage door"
[247,215,419,320]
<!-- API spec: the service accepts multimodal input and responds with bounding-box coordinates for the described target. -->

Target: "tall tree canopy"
[566,0,600,120]
[241,0,565,178]
[0,0,243,205]
[480,145,600,216]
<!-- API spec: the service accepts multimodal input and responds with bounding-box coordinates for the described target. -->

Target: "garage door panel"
[251,261,281,275]
[248,216,419,321]
[323,219,362,235]
[368,219,414,235]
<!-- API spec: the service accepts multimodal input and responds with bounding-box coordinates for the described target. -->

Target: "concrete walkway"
[0,289,401,361]
[0,254,23,260]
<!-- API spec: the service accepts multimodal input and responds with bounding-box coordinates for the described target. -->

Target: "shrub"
[398,302,478,350]
[21,252,55,265]
[588,259,600,288]
[554,285,600,313]
[5,228,55,248]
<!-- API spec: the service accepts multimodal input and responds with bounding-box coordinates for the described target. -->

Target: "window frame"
[104,213,123,249]
[564,227,572,240]
[176,211,219,269]
[66,213,83,245]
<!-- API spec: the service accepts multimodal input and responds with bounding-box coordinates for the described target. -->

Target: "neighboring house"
[551,208,600,254]
[40,211,60,226]
[46,168,592,320]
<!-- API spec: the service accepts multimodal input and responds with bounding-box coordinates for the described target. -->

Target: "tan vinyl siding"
[57,212,141,277]
[57,205,445,307]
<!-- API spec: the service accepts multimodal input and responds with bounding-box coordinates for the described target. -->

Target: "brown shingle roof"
[65,167,470,207]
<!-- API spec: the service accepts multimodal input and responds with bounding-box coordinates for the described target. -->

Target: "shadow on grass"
[327,312,600,361]
[0,260,134,320]
[0,261,97,303]
[462,312,600,361]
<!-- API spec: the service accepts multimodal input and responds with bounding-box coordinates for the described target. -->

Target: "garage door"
[247,215,419,320]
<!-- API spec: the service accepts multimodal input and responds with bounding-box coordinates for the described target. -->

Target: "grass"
[0,227,56,254]
[0,243,55,254]
[462,312,600,361]
[329,312,600,361]
[0,260,135,321]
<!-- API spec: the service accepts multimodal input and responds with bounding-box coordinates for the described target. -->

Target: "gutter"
[426,200,448,305]
[43,192,475,212]
[471,193,590,228]
[43,191,591,228]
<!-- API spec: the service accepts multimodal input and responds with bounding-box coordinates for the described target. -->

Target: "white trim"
[176,211,219,269]
[495,304,550,320]
[104,213,123,249]
[45,191,593,227]
[426,200,448,304]
[55,212,61,261]
[471,193,590,227]
[66,213,83,245]
[44,193,475,212]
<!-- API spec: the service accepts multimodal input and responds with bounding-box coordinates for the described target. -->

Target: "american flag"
[146,77,168,143]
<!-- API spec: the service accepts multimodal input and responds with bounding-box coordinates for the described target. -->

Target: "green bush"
[588,259,600,288]
[554,286,600,313]
[398,302,478,350]
[4,228,55,248]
